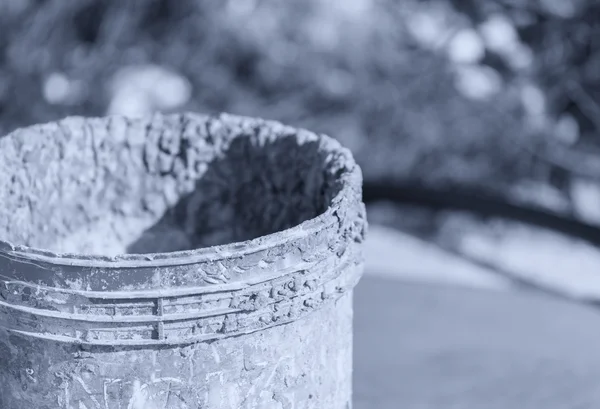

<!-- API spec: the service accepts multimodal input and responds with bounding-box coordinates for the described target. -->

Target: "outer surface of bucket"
[0,113,367,408]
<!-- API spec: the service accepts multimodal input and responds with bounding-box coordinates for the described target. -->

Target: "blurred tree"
[0,0,598,218]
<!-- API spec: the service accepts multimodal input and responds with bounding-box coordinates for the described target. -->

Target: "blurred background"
[3,0,600,406]
[3,0,599,195]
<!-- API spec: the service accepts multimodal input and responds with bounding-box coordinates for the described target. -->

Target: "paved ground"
[364,225,510,290]
[353,277,600,408]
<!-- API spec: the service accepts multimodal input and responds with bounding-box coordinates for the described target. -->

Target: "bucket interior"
[0,115,344,256]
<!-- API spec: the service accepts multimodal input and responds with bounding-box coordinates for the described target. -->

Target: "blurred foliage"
[0,0,599,215]
[449,0,600,173]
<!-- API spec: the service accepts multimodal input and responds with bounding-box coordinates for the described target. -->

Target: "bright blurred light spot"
[107,88,152,118]
[151,72,192,110]
[571,179,600,225]
[107,65,192,117]
[479,14,518,54]
[520,84,546,116]
[479,15,532,71]
[454,64,502,100]
[43,72,71,105]
[555,113,579,145]
[448,29,485,64]
[406,7,449,49]
[512,181,571,213]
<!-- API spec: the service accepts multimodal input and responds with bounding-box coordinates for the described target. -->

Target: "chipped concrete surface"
[0,113,367,408]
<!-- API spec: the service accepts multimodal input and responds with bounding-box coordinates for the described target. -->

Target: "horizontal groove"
[0,254,354,324]
[8,320,273,346]
[0,260,362,344]
[0,260,317,299]
[6,283,356,347]
[0,301,240,323]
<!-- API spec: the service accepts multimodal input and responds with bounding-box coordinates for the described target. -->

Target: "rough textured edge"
[0,112,364,266]
[0,206,364,291]
[0,112,367,292]
[0,112,368,343]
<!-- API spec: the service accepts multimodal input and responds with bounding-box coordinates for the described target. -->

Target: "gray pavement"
[353,276,600,408]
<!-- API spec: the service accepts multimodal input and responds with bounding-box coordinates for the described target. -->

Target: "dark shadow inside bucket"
[127,136,331,254]
[0,119,342,256]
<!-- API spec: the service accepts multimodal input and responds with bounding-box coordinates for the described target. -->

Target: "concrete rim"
[0,112,363,269]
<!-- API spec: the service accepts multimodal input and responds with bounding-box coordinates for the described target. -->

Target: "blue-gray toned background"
[2,1,600,406]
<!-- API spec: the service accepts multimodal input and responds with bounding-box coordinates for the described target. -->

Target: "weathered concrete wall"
[1,294,356,408]
[0,113,367,408]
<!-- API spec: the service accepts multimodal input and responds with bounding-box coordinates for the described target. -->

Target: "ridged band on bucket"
[0,112,366,408]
